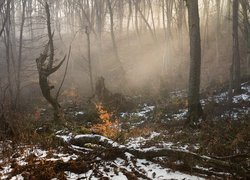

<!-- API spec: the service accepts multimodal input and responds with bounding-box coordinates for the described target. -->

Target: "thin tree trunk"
[95,0,104,75]
[85,26,94,94]
[46,3,54,70]
[5,0,14,107]
[147,0,156,40]
[107,0,126,80]
[118,0,124,34]
[232,0,241,93]
[202,0,209,51]
[166,0,173,40]
[215,0,221,65]
[134,0,156,41]
[126,0,132,45]
[134,0,141,41]
[16,0,27,109]
[162,0,166,40]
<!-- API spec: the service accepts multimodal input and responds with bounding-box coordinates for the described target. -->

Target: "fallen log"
[58,134,248,179]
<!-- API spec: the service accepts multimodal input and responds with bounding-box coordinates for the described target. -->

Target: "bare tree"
[215,0,221,65]
[126,0,133,41]
[147,0,156,40]
[16,0,27,108]
[133,0,156,41]
[0,0,8,37]
[85,26,94,93]
[166,0,174,40]
[4,0,14,107]
[229,0,241,102]
[36,2,66,121]
[186,0,203,125]
[107,0,126,82]
[240,0,250,76]
[162,0,166,40]
[233,0,241,92]
[94,0,106,75]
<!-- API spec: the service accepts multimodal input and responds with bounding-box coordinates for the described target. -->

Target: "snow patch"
[136,159,204,180]
[126,131,160,149]
[121,104,155,118]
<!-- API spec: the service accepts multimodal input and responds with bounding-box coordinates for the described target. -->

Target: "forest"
[0,0,249,179]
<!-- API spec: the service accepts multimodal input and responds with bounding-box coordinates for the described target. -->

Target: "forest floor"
[0,81,249,180]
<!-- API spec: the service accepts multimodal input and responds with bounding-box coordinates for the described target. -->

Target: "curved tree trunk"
[36,2,66,121]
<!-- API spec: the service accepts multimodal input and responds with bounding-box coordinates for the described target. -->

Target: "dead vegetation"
[0,81,249,179]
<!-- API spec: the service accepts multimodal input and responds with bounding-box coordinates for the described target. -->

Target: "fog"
[0,0,248,106]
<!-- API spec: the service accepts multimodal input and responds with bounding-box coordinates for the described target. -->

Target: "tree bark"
[232,0,241,93]
[186,0,202,124]
[240,0,250,76]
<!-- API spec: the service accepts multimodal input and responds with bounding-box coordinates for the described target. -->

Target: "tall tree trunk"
[46,3,54,70]
[126,0,132,45]
[16,0,27,109]
[240,0,250,76]
[134,0,156,41]
[166,0,173,40]
[4,0,14,107]
[10,0,17,71]
[134,0,141,41]
[202,0,209,50]
[162,0,166,40]
[215,0,221,65]
[226,0,231,27]
[186,0,202,125]
[177,0,185,71]
[85,26,94,94]
[147,0,156,40]
[27,0,34,43]
[232,0,241,93]
[95,0,104,75]
[118,0,124,34]
[107,0,126,81]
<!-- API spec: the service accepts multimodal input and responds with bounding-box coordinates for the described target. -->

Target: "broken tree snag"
[94,76,132,111]
[95,76,112,102]
[36,2,66,121]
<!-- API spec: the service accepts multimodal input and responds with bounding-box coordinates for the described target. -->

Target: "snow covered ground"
[0,142,204,180]
[168,81,250,121]
[0,130,207,180]
[1,82,249,179]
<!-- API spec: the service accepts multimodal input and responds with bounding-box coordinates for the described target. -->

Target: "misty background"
[0,0,248,108]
